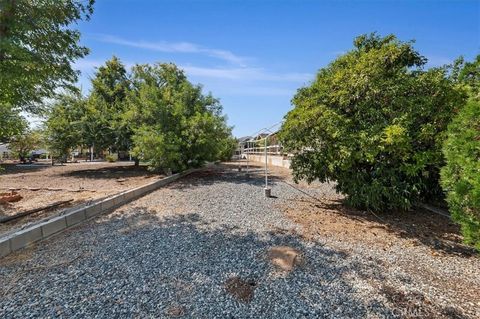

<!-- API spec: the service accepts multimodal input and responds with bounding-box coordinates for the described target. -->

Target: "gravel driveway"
[1,164,479,318]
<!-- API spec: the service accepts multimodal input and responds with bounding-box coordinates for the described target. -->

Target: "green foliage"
[0,0,94,111]
[44,91,85,158]
[45,57,132,160]
[441,100,480,250]
[43,59,234,171]
[441,54,480,250]
[280,33,466,211]
[217,136,238,161]
[450,55,480,99]
[105,154,116,163]
[0,104,27,143]
[87,56,131,152]
[126,63,233,172]
[9,129,42,161]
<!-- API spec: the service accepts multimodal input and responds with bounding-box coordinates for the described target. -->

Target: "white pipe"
[264,136,268,188]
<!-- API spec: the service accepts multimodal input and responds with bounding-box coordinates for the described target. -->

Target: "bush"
[441,99,480,250]
[106,154,116,163]
[279,33,466,211]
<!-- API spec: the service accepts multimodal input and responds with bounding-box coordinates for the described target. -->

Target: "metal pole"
[246,141,249,173]
[265,137,267,186]
[264,136,271,197]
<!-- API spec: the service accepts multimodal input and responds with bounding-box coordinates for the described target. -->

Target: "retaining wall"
[246,154,291,169]
[0,168,197,258]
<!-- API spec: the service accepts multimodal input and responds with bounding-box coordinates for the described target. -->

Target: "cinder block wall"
[245,154,291,169]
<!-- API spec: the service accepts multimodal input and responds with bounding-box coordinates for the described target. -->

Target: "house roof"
[237,136,252,142]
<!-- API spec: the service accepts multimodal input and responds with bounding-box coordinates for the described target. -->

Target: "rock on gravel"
[0,164,478,318]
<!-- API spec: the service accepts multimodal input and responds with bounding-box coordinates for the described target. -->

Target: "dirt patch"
[282,195,476,257]
[0,191,22,204]
[0,161,162,235]
[266,246,303,272]
[224,276,256,303]
[165,305,185,317]
[380,285,435,318]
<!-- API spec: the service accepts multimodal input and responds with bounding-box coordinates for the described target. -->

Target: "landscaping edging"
[0,167,198,258]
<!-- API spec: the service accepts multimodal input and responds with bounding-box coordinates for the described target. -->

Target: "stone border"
[0,168,198,258]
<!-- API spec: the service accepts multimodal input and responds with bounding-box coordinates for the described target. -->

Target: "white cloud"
[181,65,312,82]
[94,34,248,66]
[74,59,136,73]
[74,58,312,84]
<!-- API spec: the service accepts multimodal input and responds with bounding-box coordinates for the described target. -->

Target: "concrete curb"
[0,167,199,258]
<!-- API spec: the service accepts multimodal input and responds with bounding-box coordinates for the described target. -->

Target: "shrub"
[441,99,480,250]
[106,154,116,163]
[279,33,466,211]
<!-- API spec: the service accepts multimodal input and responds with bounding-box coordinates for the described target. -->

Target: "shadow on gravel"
[1,211,401,318]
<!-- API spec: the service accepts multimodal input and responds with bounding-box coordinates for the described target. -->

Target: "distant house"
[236,136,252,155]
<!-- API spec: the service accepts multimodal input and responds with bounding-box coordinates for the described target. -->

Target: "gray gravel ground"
[1,165,479,318]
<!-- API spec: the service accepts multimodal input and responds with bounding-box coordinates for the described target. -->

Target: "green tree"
[280,33,466,211]
[217,136,237,161]
[9,129,42,162]
[44,91,86,160]
[87,56,131,154]
[90,56,130,105]
[126,63,233,172]
[0,0,94,111]
[0,104,27,143]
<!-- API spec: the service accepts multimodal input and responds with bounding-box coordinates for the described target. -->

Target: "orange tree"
[279,34,466,211]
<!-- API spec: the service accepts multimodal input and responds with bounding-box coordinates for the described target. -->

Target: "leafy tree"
[81,95,116,156]
[9,129,42,162]
[217,136,237,161]
[90,56,130,105]
[45,89,114,161]
[126,63,233,172]
[279,33,466,211]
[0,104,27,143]
[0,0,94,111]
[87,56,131,154]
[450,55,480,99]
[44,91,86,160]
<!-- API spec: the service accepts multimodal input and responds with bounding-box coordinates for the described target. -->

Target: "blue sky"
[74,0,480,137]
